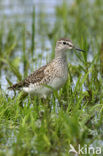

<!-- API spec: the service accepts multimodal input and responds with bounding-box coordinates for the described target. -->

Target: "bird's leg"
[41,96,51,113]
[17,91,28,107]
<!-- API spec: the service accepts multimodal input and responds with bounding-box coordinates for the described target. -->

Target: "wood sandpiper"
[8,38,85,98]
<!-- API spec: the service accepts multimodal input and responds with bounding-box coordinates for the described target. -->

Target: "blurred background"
[0,0,63,90]
[0,0,103,155]
[0,0,103,91]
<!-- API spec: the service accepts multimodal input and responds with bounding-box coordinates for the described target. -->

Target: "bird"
[8,38,85,98]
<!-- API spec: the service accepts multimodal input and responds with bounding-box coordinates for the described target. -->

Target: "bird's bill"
[75,47,86,52]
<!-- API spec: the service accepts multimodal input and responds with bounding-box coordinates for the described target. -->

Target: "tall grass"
[0,0,103,156]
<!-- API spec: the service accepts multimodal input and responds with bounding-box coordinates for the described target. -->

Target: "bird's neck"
[55,49,67,60]
[54,49,68,80]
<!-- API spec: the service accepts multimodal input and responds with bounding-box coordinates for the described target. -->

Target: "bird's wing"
[8,64,48,90]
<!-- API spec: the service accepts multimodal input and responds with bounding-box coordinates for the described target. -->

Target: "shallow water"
[0,0,57,89]
[0,0,92,91]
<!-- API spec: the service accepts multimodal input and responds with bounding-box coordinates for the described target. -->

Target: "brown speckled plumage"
[8,38,85,98]
[8,64,48,90]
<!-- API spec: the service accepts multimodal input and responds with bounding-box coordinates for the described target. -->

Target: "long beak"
[74,47,86,52]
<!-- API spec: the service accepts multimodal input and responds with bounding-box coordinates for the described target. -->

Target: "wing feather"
[8,64,48,90]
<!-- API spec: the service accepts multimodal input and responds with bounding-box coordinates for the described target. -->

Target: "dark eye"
[63,42,66,45]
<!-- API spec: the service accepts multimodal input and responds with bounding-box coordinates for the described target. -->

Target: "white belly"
[22,77,67,98]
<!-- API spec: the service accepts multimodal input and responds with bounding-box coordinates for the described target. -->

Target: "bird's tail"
[8,82,24,90]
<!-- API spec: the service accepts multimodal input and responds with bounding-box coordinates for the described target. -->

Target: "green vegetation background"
[0,0,103,155]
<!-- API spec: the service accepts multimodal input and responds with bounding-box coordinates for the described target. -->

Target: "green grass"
[0,0,103,155]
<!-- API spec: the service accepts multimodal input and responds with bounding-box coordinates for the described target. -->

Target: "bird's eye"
[63,42,66,45]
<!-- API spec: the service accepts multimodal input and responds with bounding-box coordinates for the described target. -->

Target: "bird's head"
[55,38,85,57]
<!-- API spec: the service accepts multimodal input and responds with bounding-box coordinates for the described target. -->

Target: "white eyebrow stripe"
[67,42,73,46]
[58,40,73,46]
[58,41,62,43]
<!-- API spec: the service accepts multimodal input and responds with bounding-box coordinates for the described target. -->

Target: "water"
[0,2,102,155]
[0,0,62,21]
[0,0,91,91]
[0,0,63,90]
